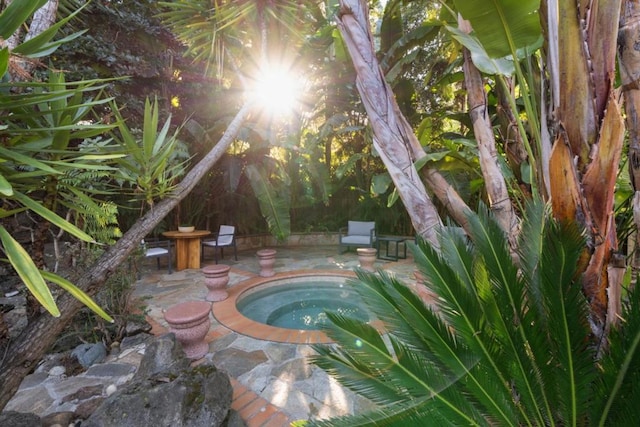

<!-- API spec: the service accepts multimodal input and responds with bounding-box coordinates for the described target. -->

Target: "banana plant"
[302,200,640,426]
[245,161,291,242]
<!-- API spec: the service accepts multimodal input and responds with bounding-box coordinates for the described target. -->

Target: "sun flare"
[250,65,302,119]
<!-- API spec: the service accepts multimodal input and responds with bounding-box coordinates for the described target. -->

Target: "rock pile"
[1,334,244,427]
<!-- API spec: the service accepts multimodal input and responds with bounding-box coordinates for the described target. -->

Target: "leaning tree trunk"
[546,0,624,342]
[0,102,253,411]
[337,0,470,246]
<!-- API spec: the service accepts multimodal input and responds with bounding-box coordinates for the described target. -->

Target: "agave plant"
[300,201,640,426]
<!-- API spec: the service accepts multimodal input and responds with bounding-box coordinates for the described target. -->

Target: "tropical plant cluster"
[303,203,640,426]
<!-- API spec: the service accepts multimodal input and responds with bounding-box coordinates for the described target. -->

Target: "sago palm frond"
[305,200,637,426]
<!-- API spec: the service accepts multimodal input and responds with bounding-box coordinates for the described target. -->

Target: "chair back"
[217,225,235,245]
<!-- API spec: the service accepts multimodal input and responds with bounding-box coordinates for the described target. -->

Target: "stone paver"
[6,244,418,426]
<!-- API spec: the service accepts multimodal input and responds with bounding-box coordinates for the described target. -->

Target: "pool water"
[236,279,370,330]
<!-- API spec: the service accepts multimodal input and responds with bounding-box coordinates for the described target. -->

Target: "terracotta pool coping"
[211,269,359,344]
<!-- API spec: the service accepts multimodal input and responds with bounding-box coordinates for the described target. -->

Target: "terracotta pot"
[256,249,277,277]
[357,247,377,272]
[163,301,211,360]
[202,264,231,301]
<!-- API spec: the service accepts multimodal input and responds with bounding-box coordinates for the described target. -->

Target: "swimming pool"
[211,270,380,344]
[237,277,370,330]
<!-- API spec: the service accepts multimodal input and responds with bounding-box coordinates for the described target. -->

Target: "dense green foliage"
[303,202,640,426]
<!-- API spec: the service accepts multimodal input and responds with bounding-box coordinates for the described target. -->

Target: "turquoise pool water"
[236,277,370,330]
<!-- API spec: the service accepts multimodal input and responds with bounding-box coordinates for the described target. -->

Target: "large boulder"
[82,334,233,427]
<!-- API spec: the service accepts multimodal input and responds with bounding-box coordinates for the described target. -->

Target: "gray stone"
[124,319,152,336]
[211,348,268,378]
[82,364,232,427]
[0,411,41,427]
[264,342,297,362]
[47,366,65,377]
[74,397,105,420]
[85,363,136,378]
[120,332,152,349]
[40,411,76,427]
[5,385,53,414]
[133,333,189,380]
[18,372,49,390]
[271,358,313,381]
[71,343,107,368]
[49,376,105,398]
[61,385,103,403]
[224,409,247,427]
[209,332,237,352]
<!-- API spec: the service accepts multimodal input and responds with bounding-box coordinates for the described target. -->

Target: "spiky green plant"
[301,201,640,426]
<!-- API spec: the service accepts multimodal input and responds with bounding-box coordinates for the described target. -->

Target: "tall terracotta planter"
[357,247,377,271]
[202,264,231,302]
[163,301,211,360]
[257,249,277,277]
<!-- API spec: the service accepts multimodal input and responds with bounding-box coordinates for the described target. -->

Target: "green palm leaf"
[40,271,113,322]
[0,227,59,317]
[309,200,629,425]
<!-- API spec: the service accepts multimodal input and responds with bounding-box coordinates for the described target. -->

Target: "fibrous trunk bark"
[336,0,470,246]
[547,0,624,340]
[459,16,519,249]
[0,102,253,411]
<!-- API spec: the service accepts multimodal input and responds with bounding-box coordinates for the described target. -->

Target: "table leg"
[186,238,202,269]
[175,239,189,271]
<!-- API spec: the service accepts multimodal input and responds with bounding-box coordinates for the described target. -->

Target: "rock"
[83,334,233,427]
[40,411,76,427]
[225,409,248,427]
[133,333,189,380]
[83,364,233,427]
[71,343,107,368]
[73,397,105,420]
[47,366,65,377]
[124,319,152,336]
[61,385,103,403]
[0,411,41,426]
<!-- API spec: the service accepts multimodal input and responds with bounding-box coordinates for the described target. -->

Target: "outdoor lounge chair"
[201,225,238,264]
[338,221,376,254]
[142,237,172,274]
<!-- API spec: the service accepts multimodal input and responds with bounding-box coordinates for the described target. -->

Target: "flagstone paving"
[137,244,418,425]
[6,244,419,426]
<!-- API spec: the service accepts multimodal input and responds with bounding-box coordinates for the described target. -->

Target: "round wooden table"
[162,230,211,271]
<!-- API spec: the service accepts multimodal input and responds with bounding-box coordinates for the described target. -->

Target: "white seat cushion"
[348,221,375,236]
[341,236,372,245]
[146,247,168,257]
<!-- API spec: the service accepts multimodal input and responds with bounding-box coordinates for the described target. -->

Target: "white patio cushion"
[341,235,372,245]
[348,221,375,236]
[203,225,235,247]
[146,247,168,257]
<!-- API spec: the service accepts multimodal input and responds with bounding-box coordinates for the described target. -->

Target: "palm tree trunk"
[0,102,253,411]
[336,0,446,245]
